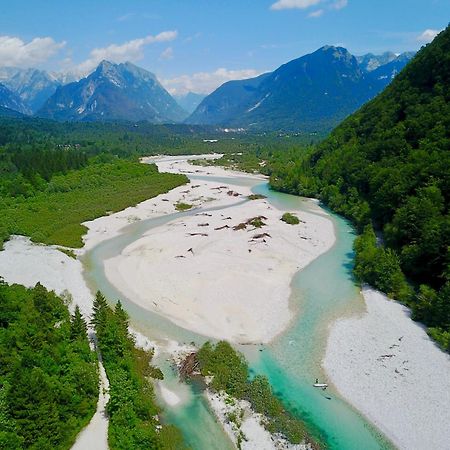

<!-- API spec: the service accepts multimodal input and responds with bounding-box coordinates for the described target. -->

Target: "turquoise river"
[82,168,394,450]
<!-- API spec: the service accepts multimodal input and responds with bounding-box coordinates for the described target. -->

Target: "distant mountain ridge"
[0,83,29,115]
[0,47,414,127]
[37,61,187,122]
[356,51,398,72]
[3,69,60,113]
[174,92,206,114]
[187,47,415,132]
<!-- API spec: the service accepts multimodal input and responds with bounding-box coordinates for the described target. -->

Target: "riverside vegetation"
[0,281,186,450]
[91,292,185,450]
[0,281,98,449]
[0,117,311,250]
[0,152,187,249]
[197,341,322,449]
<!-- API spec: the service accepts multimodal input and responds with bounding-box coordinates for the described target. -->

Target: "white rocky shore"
[206,391,312,450]
[323,285,450,450]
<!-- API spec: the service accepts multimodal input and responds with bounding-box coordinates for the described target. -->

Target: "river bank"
[323,285,450,450]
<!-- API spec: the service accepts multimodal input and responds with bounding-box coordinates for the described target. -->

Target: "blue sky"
[0,0,448,94]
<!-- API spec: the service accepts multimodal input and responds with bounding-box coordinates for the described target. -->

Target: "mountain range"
[0,47,414,130]
[0,83,29,115]
[3,69,60,113]
[37,61,187,122]
[186,47,415,132]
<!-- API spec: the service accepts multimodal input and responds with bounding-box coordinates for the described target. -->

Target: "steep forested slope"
[270,26,450,348]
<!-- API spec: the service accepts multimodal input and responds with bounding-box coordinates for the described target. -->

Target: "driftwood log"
[179,352,200,378]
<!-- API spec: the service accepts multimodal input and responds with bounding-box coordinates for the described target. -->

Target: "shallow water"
[82,169,393,449]
[242,183,392,449]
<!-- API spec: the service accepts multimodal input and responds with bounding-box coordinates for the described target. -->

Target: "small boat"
[313,378,328,389]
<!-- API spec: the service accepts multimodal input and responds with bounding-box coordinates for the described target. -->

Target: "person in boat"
[315,378,319,384]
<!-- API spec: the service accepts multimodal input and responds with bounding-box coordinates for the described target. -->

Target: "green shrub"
[281,212,300,225]
[174,202,193,211]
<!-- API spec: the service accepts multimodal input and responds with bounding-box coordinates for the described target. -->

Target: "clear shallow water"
[243,183,392,449]
[154,357,235,450]
[82,172,393,450]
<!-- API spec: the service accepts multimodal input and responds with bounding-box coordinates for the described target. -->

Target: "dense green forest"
[0,281,98,449]
[0,118,317,159]
[92,292,185,450]
[0,158,187,249]
[266,27,450,349]
[197,341,322,449]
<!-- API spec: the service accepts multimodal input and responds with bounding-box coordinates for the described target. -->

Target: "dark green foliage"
[197,341,249,398]
[0,159,187,249]
[281,212,300,225]
[92,292,185,450]
[0,281,98,449]
[71,305,88,341]
[353,226,413,302]
[0,117,316,160]
[267,26,450,349]
[197,341,321,448]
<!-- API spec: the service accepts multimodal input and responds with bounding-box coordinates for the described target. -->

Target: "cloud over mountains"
[0,36,65,68]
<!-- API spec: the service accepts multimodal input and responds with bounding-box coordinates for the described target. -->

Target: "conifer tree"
[70,305,87,341]
[91,291,108,333]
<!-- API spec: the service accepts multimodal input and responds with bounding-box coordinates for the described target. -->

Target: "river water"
[82,167,393,450]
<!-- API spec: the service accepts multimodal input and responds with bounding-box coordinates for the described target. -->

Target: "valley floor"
[0,154,334,450]
[87,155,335,343]
[2,154,449,450]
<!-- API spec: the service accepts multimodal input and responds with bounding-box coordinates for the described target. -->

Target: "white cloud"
[117,12,135,22]
[416,29,440,44]
[308,9,324,18]
[330,0,348,10]
[271,0,348,14]
[0,35,65,68]
[77,31,177,74]
[270,0,321,10]
[160,47,174,60]
[162,68,266,96]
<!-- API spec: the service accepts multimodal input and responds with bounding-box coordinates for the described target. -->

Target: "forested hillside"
[0,282,98,449]
[269,27,450,349]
